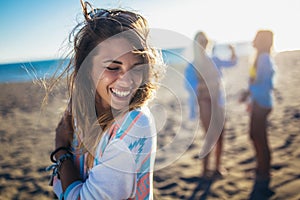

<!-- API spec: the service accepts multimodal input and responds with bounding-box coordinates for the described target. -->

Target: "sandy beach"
[0,50,300,200]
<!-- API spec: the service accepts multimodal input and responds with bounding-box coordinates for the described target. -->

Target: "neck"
[257,48,271,55]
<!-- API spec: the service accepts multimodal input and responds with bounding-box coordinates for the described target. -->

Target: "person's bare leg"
[251,108,271,179]
[202,154,210,177]
[249,102,274,198]
[199,100,212,177]
[214,104,225,176]
[215,129,224,172]
[250,103,271,179]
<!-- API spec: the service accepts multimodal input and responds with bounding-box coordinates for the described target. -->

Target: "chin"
[110,101,131,111]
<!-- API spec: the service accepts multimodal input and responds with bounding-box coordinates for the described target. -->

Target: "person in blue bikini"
[185,31,237,178]
[46,1,165,199]
[185,32,237,120]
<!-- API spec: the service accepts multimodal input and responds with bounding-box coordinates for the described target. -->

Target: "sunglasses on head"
[80,0,138,22]
[88,8,110,19]
[80,0,109,21]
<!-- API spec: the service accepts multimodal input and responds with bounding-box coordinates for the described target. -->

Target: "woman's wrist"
[54,150,70,160]
[47,146,74,186]
[51,146,73,162]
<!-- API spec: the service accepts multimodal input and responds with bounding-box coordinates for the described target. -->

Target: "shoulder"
[126,106,154,127]
[257,53,275,69]
[111,107,157,163]
[113,106,156,139]
[258,53,272,63]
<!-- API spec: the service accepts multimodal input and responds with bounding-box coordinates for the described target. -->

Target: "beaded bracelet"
[46,147,73,186]
[50,146,73,163]
[57,153,73,174]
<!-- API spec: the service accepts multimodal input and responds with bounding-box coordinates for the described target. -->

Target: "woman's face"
[252,31,273,52]
[252,34,260,49]
[91,37,146,110]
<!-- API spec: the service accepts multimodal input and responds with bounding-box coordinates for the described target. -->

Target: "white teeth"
[111,88,130,97]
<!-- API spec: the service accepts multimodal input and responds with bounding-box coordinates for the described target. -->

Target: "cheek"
[133,68,149,87]
[91,67,103,87]
[96,73,116,90]
[129,74,144,90]
[91,67,112,85]
[92,73,116,99]
[134,74,144,86]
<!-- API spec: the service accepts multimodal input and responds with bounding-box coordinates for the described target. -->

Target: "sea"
[0,43,252,83]
[0,59,70,83]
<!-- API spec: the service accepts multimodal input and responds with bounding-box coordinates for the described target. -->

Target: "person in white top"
[46,1,165,199]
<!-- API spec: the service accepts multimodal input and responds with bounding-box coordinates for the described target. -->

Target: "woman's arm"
[54,105,82,192]
[212,45,237,69]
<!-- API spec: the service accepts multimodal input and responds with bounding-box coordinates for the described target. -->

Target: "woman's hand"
[55,101,74,149]
[239,90,250,103]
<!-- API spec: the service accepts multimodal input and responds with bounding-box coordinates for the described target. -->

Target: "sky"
[0,0,300,63]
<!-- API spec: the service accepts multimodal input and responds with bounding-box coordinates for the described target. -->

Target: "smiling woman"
[90,38,146,111]
[45,1,165,199]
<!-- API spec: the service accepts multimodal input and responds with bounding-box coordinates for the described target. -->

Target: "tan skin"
[197,33,222,176]
[54,38,146,191]
[196,33,236,177]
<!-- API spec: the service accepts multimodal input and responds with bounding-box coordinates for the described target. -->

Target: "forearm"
[60,160,81,191]
[54,109,80,191]
[55,140,81,192]
[48,146,82,199]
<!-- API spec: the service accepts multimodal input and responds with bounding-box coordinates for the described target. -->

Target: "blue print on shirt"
[129,137,147,163]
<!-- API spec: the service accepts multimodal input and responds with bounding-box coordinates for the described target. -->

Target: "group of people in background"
[185,30,275,199]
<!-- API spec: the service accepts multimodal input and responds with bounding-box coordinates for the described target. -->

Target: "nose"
[117,70,133,87]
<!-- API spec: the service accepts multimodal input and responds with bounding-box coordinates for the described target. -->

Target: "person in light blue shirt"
[249,53,275,108]
[247,30,276,199]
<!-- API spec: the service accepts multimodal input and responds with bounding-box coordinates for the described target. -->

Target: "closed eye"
[103,60,122,71]
[106,66,120,71]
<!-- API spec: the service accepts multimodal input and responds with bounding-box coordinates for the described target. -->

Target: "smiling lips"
[111,88,131,98]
